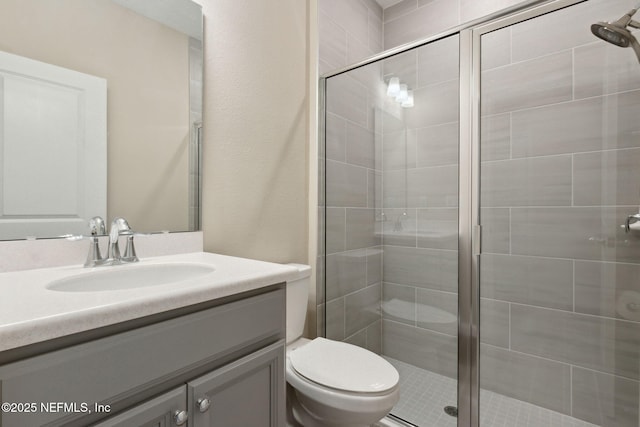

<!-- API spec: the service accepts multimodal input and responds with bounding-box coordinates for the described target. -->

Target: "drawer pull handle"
[174,410,188,425]
[197,397,212,413]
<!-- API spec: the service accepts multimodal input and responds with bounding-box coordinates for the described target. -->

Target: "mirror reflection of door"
[0,51,106,239]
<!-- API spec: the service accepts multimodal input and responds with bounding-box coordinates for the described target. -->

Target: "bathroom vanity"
[0,252,297,426]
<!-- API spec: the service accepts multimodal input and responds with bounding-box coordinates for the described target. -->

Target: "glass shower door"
[478,1,640,426]
[322,34,460,426]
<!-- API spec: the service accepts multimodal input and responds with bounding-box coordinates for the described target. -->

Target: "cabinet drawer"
[91,386,186,427]
[0,288,284,426]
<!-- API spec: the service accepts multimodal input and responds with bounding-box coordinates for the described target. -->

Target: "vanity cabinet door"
[91,386,187,427]
[189,341,285,427]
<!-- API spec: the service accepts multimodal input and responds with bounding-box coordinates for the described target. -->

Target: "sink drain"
[444,406,458,417]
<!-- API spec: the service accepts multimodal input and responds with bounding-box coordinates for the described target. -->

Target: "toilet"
[286,264,399,427]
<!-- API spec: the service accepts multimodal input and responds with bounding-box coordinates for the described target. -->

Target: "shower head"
[591,21,634,47]
[591,6,640,63]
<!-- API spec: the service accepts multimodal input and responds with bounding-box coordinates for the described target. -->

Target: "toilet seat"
[289,337,398,394]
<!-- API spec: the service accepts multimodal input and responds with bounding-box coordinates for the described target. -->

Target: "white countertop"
[0,252,300,353]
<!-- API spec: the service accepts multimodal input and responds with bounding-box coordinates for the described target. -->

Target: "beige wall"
[200,0,311,266]
[0,0,190,234]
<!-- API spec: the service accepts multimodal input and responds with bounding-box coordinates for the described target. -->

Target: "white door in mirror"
[0,51,106,239]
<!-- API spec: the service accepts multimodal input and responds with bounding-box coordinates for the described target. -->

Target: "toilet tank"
[285,263,312,344]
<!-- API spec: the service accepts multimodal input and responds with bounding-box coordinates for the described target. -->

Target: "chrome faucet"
[108,217,139,264]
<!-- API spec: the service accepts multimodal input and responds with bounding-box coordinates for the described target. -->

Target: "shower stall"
[318,0,640,426]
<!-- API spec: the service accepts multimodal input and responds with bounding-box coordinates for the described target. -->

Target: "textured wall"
[200,0,309,264]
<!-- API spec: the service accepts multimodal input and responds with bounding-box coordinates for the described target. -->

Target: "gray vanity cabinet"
[189,342,284,427]
[0,286,286,427]
[93,343,284,427]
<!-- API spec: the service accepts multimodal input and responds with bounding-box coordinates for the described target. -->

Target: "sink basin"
[47,263,216,292]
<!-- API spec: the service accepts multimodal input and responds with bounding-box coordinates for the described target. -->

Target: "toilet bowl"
[285,264,399,427]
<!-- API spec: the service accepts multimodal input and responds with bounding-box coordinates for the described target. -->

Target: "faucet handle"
[88,216,106,236]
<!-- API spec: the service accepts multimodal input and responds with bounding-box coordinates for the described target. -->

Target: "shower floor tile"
[385,357,598,427]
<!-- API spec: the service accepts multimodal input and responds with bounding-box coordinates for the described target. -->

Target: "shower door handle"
[625,213,640,233]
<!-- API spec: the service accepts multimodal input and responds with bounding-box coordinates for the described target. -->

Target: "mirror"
[0,0,203,240]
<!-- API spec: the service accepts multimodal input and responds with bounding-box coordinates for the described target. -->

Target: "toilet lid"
[289,337,399,393]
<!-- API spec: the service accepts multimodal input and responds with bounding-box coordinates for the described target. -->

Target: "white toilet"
[286,264,400,427]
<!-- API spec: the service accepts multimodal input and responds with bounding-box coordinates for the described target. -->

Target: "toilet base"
[286,384,383,427]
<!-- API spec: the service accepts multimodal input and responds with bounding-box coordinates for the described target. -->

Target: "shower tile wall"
[318,0,384,75]
[322,1,640,426]
[383,0,531,50]
[317,0,385,348]
[379,33,460,391]
[478,1,640,425]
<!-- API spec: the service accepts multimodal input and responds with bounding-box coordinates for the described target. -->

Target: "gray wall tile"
[481,254,574,310]
[326,249,367,300]
[575,261,640,321]
[417,208,458,250]
[417,288,457,336]
[481,208,510,254]
[325,112,346,162]
[326,74,368,127]
[345,328,367,348]
[383,50,417,91]
[481,155,572,207]
[326,297,345,340]
[346,283,382,336]
[319,11,347,70]
[367,170,376,208]
[575,42,640,99]
[405,79,459,129]
[480,299,509,348]
[320,0,370,47]
[481,26,511,70]
[416,34,459,88]
[383,0,417,23]
[574,148,640,207]
[383,319,457,378]
[572,367,640,427]
[367,247,383,285]
[346,208,380,250]
[383,282,416,325]
[480,344,571,414]
[407,165,458,208]
[383,245,458,292]
[362,0,383,21]
[384,0,459,51]
[326,160,368,207]
[511,93,640,158]
[482,51,573,115]
[326,207,345,254]
[347,32,375,65]
[368,10,383,53]
[511,0,632,63]
[416,122,458,168]
[383,129,417,171]
[510,207,640,263]
[366,320,382,354]
[511,304,640,380]
[460,0,525,23]
[382,208,417,247]
[480,113,511,162]
[384,165,458,208]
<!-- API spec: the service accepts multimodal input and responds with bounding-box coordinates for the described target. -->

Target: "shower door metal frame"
[462,0,587,426]
[318,0,587,426]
